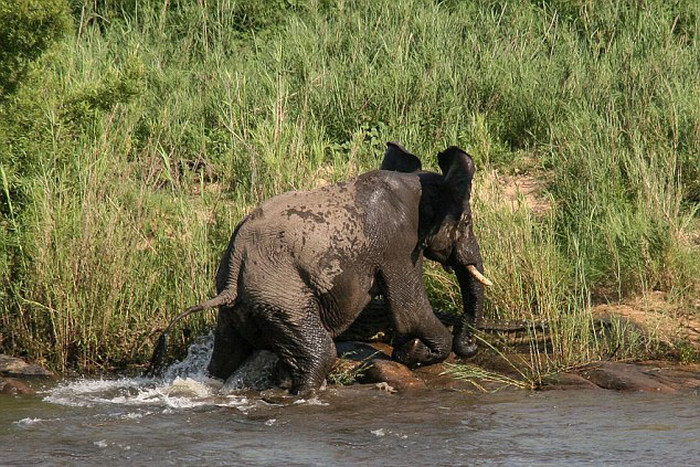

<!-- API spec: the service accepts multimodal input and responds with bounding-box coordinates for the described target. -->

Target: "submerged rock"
[0,377,34,395]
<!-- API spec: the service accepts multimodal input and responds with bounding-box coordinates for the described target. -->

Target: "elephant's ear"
[380,142,422,172]
[438,146,476,212]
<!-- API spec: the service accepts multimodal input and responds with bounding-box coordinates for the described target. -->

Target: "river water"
[2,337,699,466]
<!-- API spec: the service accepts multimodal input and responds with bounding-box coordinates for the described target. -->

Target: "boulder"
[582,362,677,393]
[0,377,34,395]
[413,358,481,391]
[0,354,53,378]
[542,372,602,391]
[359,359,426,391]
[632,361,700,393]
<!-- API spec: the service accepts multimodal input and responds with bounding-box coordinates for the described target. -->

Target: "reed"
[0,0,697,373]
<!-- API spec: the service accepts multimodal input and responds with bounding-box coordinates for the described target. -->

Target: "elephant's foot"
[392,337,450,369]
[275,321,337,395]
[289,362,333,395]
[452,333,479,358]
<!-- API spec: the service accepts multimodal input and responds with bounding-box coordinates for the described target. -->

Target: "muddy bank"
[333,341,700,395]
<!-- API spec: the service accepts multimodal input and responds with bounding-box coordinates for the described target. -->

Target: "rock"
[335,343,700,394]
[375,382,398,393]
[0,377,34,395]
[359,359,426,391]
[582,362,677,393]
[542,372,602,391]
[0,354,53,378]
[413,360,479,391]
[468,351,530,377]
[633,361,700,393]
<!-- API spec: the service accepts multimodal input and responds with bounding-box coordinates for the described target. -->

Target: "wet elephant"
[151,143,490,394]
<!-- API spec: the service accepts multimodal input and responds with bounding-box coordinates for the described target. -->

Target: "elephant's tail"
[146,290,237,376]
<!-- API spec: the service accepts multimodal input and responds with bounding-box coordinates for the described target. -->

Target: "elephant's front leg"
[380,262,453,368]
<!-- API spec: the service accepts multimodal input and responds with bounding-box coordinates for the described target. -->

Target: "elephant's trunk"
[451,262,485,358]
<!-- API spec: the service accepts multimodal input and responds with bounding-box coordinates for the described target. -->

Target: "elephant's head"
[382,143,491,358]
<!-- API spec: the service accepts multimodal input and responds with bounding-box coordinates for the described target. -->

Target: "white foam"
[14,417,60,427]
[44,377,149,407]
[369,428,408,439]
[42,334,269,412]
[293,396,329,406]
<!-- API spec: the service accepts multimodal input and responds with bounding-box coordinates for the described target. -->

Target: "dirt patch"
[476,170,552,215]
[500,174,552,215]
[592,291,700,351]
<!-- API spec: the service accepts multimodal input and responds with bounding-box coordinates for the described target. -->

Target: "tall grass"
[0,0,697,373]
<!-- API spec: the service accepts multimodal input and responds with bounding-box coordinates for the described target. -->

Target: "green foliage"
[0,0,697,372]
[676,339,700,364]
[62,58,145,125]
[0,0,71,98]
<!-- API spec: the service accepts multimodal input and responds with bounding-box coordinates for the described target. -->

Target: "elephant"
[149,143,491,394]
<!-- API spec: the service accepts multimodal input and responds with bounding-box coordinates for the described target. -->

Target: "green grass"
[0,0,698,374]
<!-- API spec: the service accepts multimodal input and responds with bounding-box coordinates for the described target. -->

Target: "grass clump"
[0,0,697,375]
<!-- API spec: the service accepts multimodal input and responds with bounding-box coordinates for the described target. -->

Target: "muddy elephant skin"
[191,143,486,394]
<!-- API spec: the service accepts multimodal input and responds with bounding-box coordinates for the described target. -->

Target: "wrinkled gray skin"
[206,143,485,394]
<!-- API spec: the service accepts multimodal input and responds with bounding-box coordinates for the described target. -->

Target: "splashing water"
[44,333,280,413]
[221,350,280,392]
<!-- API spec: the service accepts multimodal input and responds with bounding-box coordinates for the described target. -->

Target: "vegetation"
[0,0,697,376]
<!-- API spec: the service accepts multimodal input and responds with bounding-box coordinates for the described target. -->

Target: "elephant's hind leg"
[290,326,336,395]
[260,308,337,395]
[207,305,253,381]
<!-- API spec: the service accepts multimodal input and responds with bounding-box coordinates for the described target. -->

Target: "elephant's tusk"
[466,265,493,287]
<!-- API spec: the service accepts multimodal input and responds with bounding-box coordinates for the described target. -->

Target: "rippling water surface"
[2,338,699,465]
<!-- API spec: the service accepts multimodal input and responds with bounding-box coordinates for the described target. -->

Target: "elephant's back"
[238,171,420,272]
[235,182,366,267]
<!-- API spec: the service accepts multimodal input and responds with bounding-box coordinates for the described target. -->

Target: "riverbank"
[3,345,699,398]
[330,340,700,395]
[0,354,53,395]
